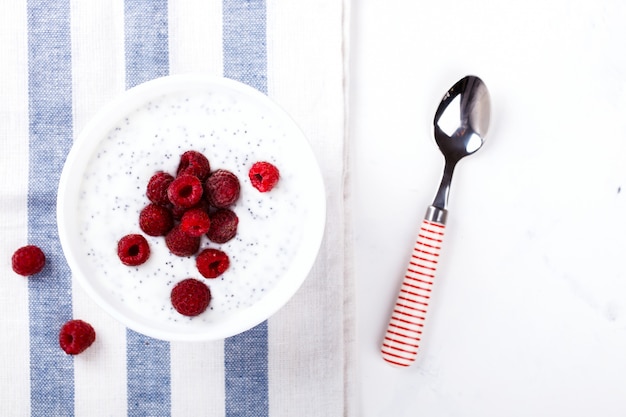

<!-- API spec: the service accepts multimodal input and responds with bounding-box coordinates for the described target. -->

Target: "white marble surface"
[350,1,626,415]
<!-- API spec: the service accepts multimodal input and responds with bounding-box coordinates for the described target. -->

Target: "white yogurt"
[76,88,310,329]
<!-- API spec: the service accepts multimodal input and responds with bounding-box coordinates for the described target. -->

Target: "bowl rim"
[57,73,326,341]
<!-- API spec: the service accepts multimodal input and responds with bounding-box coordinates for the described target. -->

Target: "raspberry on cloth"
[11,245,46,276]
[58,319,96,355]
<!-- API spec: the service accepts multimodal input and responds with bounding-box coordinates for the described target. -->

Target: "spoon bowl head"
[433,75,491,162]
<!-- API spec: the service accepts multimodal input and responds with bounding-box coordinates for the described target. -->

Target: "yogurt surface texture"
[59,76,325,340]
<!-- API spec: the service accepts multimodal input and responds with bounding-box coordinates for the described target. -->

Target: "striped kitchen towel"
[0,1,354,416]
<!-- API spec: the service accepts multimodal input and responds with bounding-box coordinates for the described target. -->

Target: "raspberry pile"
[116,150,281,317]
[116,150,239,316]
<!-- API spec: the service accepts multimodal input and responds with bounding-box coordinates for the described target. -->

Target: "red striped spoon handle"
[381,209,446,367]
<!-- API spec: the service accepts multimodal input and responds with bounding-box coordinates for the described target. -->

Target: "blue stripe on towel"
[125,0,170,88]
[27,1,75,415]
[223,1,269,416]
[224,322,269,417]
[223,0,268,94]
[124,1,171,416]
[126,331,171,417]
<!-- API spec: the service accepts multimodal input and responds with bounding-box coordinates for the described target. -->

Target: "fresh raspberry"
[176,150,211,181]
[167,174,203,208]
[11,245,46,276]
[196,248,230,279]
[249,161,280,192]
[171,198,210,221]
[170,204,187,221]
[139,203,174,236]
[146,171,174,206]
[117,234,150,266]
[180,208,211,237]
[59,319,96,355]
[207,209,238,244]
[171,278,211,317]
[165,225,201,257]
[204,169,240,208]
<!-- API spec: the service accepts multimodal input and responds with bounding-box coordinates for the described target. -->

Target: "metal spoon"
[381,75,491,367]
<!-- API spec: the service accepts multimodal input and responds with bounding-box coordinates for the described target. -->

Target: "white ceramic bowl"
[58,74,326,341]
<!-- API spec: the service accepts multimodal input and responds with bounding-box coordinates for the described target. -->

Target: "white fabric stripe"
[0,3,31,415]
[170,341,225,417]
[168,4,226,416]
[70,1,128,416]
[168,0,223,76]
[340,1,357,412]
[266,1,348,416]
